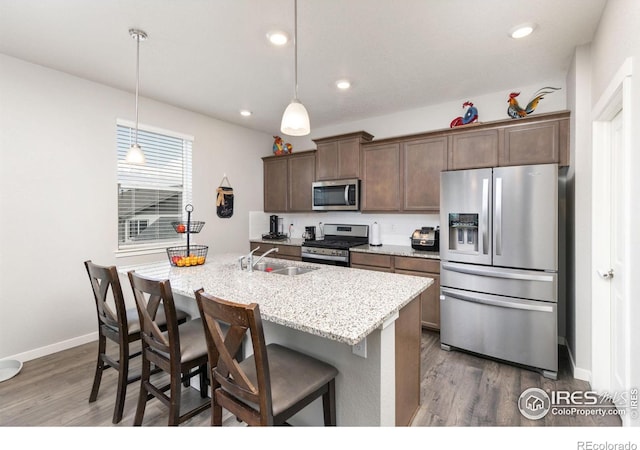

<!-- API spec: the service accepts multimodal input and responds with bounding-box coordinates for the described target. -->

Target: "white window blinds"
[117,124,193,250]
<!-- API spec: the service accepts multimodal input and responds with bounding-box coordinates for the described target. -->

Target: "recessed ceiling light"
[240,110,252,117]
[510,23,536,39]
[267,31,289,46]
[336,79,351,90]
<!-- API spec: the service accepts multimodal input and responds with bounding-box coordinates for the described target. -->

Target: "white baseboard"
[6,332,98,363]
[566,342,591,382]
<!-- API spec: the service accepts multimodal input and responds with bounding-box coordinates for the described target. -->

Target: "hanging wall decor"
[216,175,234,218]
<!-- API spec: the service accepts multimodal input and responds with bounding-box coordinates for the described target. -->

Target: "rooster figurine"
[507,87,560,119]
[450,101,479,128]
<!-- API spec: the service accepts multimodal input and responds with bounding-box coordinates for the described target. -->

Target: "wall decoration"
[216,175,234,218]
[273,135,293,155]
[507,87,561,119]
[450,101,479,128]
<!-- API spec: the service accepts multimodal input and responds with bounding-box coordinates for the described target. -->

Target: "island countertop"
[119,253,432,346]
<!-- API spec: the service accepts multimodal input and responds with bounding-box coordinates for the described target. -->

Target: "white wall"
[0,54,273,360]
[288,79,567,149]
[565,44,593,379]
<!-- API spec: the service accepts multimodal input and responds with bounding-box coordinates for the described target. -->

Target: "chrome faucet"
[239,247,261,271]
[250,247,279,272]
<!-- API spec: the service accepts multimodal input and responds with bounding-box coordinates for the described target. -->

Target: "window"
[117,122,193,251]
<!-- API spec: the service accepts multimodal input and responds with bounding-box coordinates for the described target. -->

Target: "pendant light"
[125,28,148,164]
[280,0,310,136]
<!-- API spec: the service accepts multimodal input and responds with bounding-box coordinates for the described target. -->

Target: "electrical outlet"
[352,337,367,358]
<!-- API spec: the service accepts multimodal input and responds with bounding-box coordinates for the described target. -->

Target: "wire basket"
[172,221,205,234]
[167,245,208,267]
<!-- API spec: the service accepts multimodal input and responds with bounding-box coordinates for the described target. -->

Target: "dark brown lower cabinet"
[351,252,440,331]
[249,242,301,261]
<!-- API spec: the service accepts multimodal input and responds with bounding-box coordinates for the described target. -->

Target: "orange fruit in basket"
[176,258,185,267]
[197,256,205,265]
[176,224,186,233]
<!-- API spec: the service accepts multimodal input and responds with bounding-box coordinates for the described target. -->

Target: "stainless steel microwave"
[312,179,360,211]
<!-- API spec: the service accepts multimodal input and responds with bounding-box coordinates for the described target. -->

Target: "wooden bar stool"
[84,260,188,424]
[195,288,338,426]
[128,271,210,426]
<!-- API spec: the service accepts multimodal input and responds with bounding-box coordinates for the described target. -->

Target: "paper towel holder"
[370,221,382,246]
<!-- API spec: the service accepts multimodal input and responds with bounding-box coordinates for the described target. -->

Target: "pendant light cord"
[293,0,298,100]
[134,33,140,145]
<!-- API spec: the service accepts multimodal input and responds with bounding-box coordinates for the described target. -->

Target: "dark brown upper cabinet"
[313,131,373,181]
[263,150,316,213]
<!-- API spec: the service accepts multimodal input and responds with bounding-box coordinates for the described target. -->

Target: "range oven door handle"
[301,253,348,263]
[440,288,554,313]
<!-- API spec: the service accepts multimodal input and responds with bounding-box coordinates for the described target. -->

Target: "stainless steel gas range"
[301,224,369,267]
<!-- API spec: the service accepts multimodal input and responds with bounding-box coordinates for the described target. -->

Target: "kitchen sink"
[269,266,319,276]
[253,261,318,276]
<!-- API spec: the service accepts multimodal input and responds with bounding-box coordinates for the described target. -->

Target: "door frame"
[590,58,632,412]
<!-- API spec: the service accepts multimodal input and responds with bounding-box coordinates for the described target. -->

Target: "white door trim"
[590,57,632,397]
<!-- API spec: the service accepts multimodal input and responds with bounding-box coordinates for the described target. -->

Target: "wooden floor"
[412,330,621,426]
[0,330,621,427]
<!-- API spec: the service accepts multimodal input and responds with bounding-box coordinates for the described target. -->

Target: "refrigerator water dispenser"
[448,213,478,253]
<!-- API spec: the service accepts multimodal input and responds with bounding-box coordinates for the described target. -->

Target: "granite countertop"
[350,244,440,260]
[119,253,432,346]
[249,237,305,246]
[249,237,440,260]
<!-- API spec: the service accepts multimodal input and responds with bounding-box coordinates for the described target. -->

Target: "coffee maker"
[303,226,316,241]
[270,215,279,235]
[263,215,286,240]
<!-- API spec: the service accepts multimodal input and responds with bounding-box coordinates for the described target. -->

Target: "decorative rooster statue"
[507,87,560,119]
[272,136,292,155]
[450,101,479,128]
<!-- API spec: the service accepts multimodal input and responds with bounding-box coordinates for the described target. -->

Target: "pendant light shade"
[281,99,310,136]
[126,28,147,164]
[280,0,310,136]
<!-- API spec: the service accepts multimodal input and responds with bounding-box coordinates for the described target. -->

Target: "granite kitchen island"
[119,254,433,426]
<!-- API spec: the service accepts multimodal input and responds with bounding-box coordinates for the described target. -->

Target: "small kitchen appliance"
[303,226,316,241]
[301,224,368,266]
[263,215,287,240]
[410,226,439,251]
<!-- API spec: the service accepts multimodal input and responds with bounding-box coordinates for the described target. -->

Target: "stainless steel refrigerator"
[439,163,558,379]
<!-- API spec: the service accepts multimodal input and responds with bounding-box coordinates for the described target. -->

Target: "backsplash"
[249,211,439,246]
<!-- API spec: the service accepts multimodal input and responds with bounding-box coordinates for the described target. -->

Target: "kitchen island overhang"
[119,254,433,426]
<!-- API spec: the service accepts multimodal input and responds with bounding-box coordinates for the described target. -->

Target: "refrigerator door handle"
[495,176,502,256]
[441,288,554,313]
[441,262,555,282]
[482,178,489,255]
